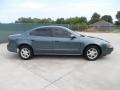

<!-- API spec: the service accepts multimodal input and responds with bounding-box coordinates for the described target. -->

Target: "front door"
[52,27,81,54]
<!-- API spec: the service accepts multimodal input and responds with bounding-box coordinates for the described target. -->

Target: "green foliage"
[115,21,120,25]
[55,18,65,24]
[112,29,120,33]
[116,11,120,22]
[15,17,54,24]
[15,17,88,26]
[115,11,120,25]
[89,12,101,24]
[65,17,87,25]
[14,11,119,25]
[101,15,113,23]
[15,17,33,23]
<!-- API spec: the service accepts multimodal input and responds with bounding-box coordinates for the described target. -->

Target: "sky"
[0,0,120,23]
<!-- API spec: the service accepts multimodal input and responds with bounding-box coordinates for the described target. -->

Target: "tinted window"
[52,27,71,38]
[30,28,52,37]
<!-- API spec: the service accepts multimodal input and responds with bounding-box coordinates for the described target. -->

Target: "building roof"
[90,20,114,26]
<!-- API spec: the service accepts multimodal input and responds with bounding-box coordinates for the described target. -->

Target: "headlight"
[106,43,113,48]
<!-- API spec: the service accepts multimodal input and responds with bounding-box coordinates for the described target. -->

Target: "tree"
[115,21,120,25]
[116,11,120,22]
[115,11,120,25]
[101,15,113,23]
[32,18,41,23]
[65,17,87,25]
[89,12,101,24]
[39,18,53,24]
[15,17,54,24]
[14,16,88,25]
[79,17,88,24]
[65,17,88,30]
[56,18,65,24]
[15,17,33,23]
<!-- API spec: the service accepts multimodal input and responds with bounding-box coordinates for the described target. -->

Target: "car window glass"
[30,28,52,37]
[52,27,71,38]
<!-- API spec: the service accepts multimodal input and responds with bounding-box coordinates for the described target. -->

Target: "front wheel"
[19,45,33,60]
[83,46,101,61]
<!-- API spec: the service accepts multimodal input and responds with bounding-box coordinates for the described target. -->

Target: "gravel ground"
[0,32,120,90]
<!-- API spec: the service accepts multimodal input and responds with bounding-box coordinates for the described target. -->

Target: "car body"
[7,26,113,60]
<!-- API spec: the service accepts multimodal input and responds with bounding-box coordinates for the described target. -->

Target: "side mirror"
[70,34,76,40]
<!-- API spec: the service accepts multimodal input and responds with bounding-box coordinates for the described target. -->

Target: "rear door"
[30,27,53,54]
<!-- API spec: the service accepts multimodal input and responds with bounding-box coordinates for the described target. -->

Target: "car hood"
[87,36,109,42]
[80,34,109,44]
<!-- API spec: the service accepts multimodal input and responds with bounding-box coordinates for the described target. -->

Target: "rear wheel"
[84,46,100,61]
[19,45,33,60]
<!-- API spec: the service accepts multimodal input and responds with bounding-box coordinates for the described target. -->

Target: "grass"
[111,30,120,33]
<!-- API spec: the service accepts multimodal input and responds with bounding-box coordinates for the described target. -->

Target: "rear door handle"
[31,40,35,42]
[54,41,60,42]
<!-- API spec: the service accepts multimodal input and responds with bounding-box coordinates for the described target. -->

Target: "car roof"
[33,25,68,30]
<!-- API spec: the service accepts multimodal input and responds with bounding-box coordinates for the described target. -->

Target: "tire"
[19,45,33,60]
[83,45,100,61]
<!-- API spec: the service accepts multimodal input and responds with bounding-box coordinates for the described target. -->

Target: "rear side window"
[30,28,52,37]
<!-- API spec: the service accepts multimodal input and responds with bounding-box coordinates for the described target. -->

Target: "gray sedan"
[7,26,113,61]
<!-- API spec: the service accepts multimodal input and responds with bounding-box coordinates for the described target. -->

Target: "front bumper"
[102,47,113,56]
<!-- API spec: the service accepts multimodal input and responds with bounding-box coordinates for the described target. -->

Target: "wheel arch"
[83,44,102,55]
[18,43,34,53]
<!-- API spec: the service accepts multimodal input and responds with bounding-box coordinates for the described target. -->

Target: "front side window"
[30,28,52,37]
[52,27,71,38]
